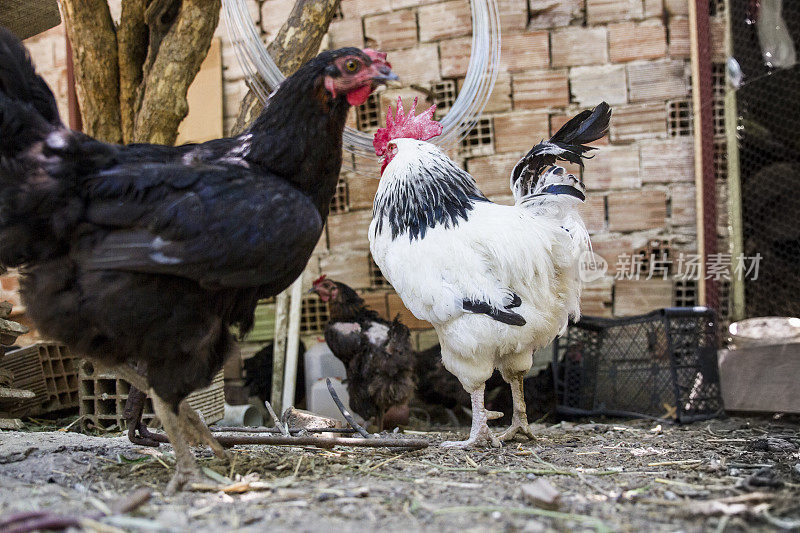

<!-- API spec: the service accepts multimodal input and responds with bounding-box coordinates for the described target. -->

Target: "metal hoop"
[223,0,501,167]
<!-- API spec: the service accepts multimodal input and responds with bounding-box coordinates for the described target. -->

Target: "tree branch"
[132,0,221,145]
[59,0,122,143]
[232,0,341,134]
[117,0,148,143]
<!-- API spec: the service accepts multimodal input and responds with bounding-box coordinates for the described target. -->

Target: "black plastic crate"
[553,308,724,422]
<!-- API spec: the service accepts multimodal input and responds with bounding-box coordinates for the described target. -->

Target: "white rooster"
[368,100,611,447]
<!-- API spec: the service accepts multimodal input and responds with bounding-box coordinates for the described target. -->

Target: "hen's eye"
[345,59,358,72]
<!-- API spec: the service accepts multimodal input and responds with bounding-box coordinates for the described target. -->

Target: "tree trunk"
[232,0,341,134]
[61,0,220,145]
[132,0,220,144]
[58,0,122,143]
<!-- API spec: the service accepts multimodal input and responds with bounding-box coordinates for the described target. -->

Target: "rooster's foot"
[498,420,536,442]
[441,423,501,449]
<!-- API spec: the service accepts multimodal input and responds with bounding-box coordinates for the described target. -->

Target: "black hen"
[0,27,397,492]
[243,341,306,406]
[311,277,414,430]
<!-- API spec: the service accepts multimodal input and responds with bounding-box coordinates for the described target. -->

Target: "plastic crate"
[0,342,78,417]
[78,360,224,431]
[553,308,724,422]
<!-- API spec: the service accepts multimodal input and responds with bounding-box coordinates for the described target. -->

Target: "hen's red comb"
[373,97,443,157]
[312,274,327,286]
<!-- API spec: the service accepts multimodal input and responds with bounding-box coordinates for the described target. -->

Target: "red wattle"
[347,85,373,106]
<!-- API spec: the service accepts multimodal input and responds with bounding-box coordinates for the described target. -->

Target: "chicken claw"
[441,386,502,448]
[498,420,536,442]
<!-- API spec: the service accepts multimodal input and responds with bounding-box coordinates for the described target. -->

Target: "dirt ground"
[1,416,799,532]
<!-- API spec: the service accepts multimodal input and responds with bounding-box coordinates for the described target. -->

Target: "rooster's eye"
[345,59,359,72]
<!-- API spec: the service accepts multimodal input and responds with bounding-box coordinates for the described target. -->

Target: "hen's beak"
[370,64,401,88]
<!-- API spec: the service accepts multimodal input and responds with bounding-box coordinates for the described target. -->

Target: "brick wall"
[17,1,729,346]
[284,0,712,321]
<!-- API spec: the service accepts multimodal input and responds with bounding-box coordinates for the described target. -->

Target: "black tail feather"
[510,102,611,196]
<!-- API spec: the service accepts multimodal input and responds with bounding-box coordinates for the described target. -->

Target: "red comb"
[373,97,443,157]
[312,274,327,286]
[363,48,389,67]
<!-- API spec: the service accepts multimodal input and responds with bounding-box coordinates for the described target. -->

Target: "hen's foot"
[498,419,536,442]
[165,463,218,495]
[128,421,166,447]
[178,401,228,460]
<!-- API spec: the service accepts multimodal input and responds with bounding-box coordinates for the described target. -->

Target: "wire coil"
[222,0,501,165]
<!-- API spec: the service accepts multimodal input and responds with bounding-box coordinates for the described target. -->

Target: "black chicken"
[310,277,414,430]
[0,27,397,492]
[243,340,306,405]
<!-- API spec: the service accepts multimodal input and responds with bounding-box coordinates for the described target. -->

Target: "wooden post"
[281,276,304,410]
[689,0,719,308]
[270,290,290,414]
[724,0,746,321]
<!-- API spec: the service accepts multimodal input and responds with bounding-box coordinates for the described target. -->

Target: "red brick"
[319,252,372,289]
[607,190,667,231]
[387,292,432,329]
[493,110,550,154]
[610,103,667,142]
[328,18,364,50]
[644,0,663,18]
[570,65,628,106]
[586,0,644,24]
[345,172,381,210]
[640,139,695,183]
[582,145,641,190]
[665,0,688,16]
[513,69,569,109]
[500,32,550,72]
[418,0,472,42]
[457,74,513,113]
[389,44,441,84]
[364,10,417,50]
[439,37,472,78]
[627,60,689,102]
[260,0,297,39]
[613,279,673,316]
[578,194,607,233]
[608,20,667,63]
[326,208,373,251]
[551,27,608,67]
[669,184,696,227]
[467,153,520,197]
[668,17,691,58]
[581,278,614,317]
[591,234,635,274]
[484,74,513,113]
[497,0,529,31]
[529,0,583,29]
[358,291,390,319]
[340,0,389,18]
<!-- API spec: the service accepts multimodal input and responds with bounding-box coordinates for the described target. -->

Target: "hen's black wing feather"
[74,158,322,289]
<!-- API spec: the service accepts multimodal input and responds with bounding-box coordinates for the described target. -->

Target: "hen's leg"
[441,384,502,448]
[499,372,536,442]
[178,400,228,459]
[124,386,163,447]
[151,394,215,494]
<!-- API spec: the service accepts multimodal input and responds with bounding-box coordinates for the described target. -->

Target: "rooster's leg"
[498,372,536,442]
[152,394,216,494]
[441,384,502,448]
